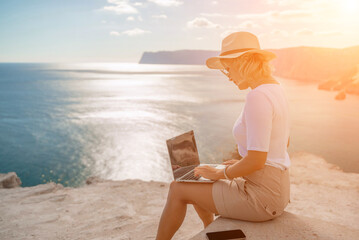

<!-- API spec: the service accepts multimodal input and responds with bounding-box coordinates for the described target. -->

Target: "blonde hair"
[231,52,274,83]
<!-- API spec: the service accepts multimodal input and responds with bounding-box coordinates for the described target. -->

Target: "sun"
[340,0,359,14]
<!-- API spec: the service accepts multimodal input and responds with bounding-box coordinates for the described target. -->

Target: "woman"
[156,32,291,240]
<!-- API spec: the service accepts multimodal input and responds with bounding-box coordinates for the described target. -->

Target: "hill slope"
[139,46,359,98]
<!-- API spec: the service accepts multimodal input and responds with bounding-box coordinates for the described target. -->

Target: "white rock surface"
[0,152,358,239]
[190,212,359,240]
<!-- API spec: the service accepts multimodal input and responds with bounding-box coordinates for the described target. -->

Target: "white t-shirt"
[232,83,291,170]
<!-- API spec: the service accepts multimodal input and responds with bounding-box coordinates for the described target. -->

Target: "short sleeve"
[244,91,273,152]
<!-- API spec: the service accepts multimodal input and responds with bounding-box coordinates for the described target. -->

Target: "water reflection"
[1,63,359,187]
[48,63,229,185]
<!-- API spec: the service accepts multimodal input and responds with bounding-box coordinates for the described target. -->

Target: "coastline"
[1,151,359,239]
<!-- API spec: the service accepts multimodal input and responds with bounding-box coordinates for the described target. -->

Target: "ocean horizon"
[1,62,359,187]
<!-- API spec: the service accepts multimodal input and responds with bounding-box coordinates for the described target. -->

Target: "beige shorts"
[212,164,290,222]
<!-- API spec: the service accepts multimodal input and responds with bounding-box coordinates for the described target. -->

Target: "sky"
[0,0,358,63]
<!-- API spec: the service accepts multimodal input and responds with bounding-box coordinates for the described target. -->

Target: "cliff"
[270,46,359,100]
[139,45,359,98]
[1,152,359,239]
[269,45,359,82]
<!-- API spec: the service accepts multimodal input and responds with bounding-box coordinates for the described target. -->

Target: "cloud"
[152,14,167,19]
[110,28,151,37]
[126,16,135,21]
[266,0,302,6]
[133,2,143,6]
[124,15,141,22]
[257,29,289,40]
[256,29,290,43]
[212,1,218,4]
[148,0,183,7]
[121,28,151,36]
[187,17,222,29]
[200,13,229,18]
[110,31,120,36]
[236,9,313,21]
[294,29,342,36]
[294,28,314,36]
[219,20,260,39]
[104,0,138,15]
[271,29,289,37]
[317,31,342,36]
[238,20,260,29]
[236,12,267,20]
[259,28,341,40]
[266,0,327,8]
[273,9,313,19]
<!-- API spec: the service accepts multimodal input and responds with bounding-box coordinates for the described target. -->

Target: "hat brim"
[206,49,277,69]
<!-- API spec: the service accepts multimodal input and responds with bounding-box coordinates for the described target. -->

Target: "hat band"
[220,48,257,56]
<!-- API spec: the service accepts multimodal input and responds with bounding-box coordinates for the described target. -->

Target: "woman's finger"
[195,166,210,170]
[198,165,210,168]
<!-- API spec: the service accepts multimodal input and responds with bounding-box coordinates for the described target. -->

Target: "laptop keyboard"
[173,165,197,179]
[181,170,201,180]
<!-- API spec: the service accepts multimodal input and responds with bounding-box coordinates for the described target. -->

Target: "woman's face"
[220,58,250,90]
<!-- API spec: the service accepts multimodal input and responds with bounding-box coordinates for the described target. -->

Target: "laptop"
[166,130,225,183]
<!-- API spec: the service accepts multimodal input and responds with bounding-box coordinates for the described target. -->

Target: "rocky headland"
[139,45,359,100]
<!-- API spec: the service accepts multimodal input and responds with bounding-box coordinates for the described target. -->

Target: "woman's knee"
[168,181,188,203]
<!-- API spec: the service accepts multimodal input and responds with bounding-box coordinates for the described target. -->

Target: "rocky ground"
[1,151,359,239]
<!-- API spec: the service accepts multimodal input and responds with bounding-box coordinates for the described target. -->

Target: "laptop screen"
[166,130,200,179]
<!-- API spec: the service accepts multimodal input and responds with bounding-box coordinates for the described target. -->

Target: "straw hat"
[206,32,276,69]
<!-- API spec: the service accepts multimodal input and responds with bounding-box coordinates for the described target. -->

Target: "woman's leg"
[156,181,219,240]
[193,204,214,228]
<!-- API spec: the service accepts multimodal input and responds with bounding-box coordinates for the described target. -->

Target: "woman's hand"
[222,159,241,166]
[194,165,223,181]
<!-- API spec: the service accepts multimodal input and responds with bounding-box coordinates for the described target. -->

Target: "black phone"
[206,229,246,240]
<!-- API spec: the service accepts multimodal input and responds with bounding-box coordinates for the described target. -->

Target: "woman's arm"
[194,150,267,180]
[221,150,267,179]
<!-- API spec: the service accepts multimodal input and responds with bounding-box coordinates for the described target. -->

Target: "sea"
[1,62,358,187]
